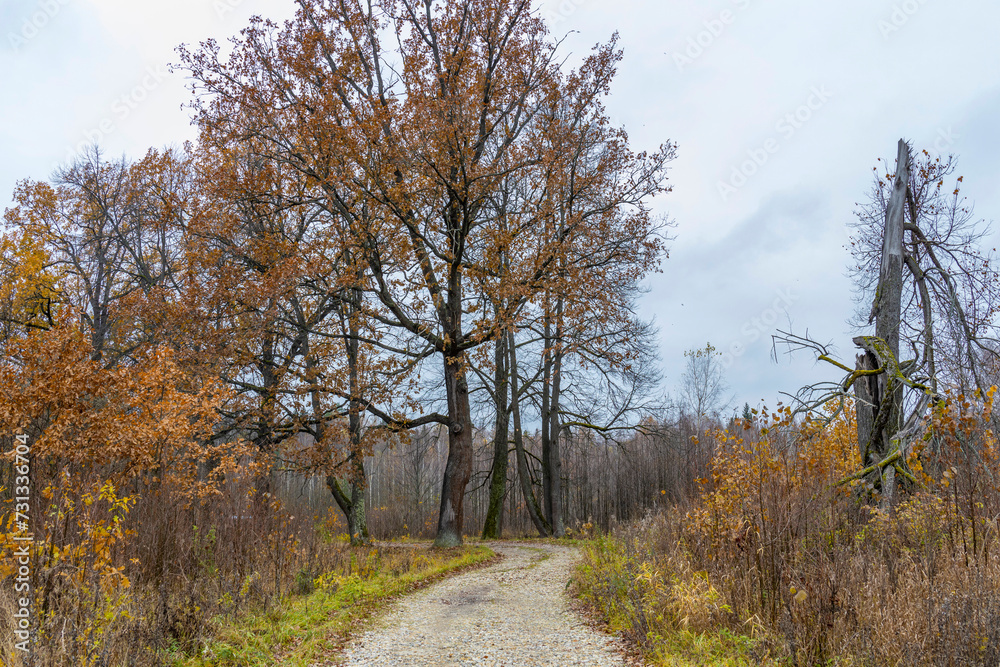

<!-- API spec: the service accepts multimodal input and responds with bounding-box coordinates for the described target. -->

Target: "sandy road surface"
[338,543,627,666]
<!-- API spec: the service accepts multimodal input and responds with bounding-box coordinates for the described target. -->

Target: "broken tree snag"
[853,351,879,465]
[855,139,911,507]
[870,140,910,352]
[853,336,905,505]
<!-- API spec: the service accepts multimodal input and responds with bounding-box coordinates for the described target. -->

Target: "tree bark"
[253,330,278,506]
[327,466,368,545]
[874,139,908,373]
[316,286,370,546]
[345,288,370,544]
[541,295,554,528]
[482,333,509,539]
[434,351,474,547]
[548,296,566,537]
[856,139,909,507]
[509,331,551,536]
[853,351,879,466]
[349,455,368,540]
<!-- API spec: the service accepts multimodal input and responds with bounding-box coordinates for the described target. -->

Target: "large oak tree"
[179,0,672,545]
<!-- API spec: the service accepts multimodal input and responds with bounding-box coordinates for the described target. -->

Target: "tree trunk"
[857,138,909,507]
[548,296,565,537]
[330,408,370,546]
[541,295,554,528]
[434,350,474,547]
[253,330,278,506]
[319,288,370,546]
[875,140,907,376]
[853,351,879,466]
[349,446,369,542]
[327,469,368,545]
[509,331,551,536]
[482,333,509,539]
[345,289,370,544]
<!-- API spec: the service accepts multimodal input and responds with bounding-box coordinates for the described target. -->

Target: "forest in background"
[3,1,1000,665]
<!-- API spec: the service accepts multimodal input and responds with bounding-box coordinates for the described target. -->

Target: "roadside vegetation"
[172,542,495,667]
[0,489,494,666]
[575,397,1000,666]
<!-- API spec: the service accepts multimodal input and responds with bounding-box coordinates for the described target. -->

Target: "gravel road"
[338,542,628,666]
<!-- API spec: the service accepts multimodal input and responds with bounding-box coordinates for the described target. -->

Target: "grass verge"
[571,535,778,667]
[171,544,498,666]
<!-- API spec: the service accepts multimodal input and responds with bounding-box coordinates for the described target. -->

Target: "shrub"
[577,396,1000,666]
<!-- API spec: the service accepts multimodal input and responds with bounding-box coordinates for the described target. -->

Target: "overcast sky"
[2,0,999,413]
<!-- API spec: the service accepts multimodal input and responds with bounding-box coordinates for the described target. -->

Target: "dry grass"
[576,399,1000,666]
[0,470,448,666]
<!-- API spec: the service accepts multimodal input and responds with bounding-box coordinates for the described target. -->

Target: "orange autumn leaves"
[0,319,243,499]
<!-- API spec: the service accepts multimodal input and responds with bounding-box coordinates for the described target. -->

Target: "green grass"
[645,628,770,666]
[572,536,780,667]
[170,545,496,667]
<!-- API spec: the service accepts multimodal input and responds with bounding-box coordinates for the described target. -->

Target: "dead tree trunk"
[853,351,879,465]
[855,139,909,507]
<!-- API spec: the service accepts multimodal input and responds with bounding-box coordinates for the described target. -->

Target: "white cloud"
[2,0,999,408]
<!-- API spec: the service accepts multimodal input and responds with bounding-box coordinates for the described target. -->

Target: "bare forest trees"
[326,413,715,540]
[3,146,193,363]
[679,343,730,431]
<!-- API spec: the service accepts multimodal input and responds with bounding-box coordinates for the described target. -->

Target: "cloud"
[3,0,1000,412]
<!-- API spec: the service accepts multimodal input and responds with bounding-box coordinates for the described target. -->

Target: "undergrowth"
[575,394,1000,666]
[0,469,495,667]
[171,544,495,666]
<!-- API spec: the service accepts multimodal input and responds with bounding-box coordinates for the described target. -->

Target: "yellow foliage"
[0,229,60,331]
[685,402,861,548]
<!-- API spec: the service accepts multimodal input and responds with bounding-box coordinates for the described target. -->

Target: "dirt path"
[338,542,628,666]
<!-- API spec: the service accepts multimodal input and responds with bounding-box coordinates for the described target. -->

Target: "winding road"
[338,542,628,666]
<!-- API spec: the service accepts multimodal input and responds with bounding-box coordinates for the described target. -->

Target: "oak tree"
[179,0,672,545]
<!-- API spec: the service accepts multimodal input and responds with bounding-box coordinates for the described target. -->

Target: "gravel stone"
[338,542,627,666]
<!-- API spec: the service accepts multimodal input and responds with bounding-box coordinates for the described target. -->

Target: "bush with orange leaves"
[685,403,859,555]
[0,319,249,665]
[0,320,242,496]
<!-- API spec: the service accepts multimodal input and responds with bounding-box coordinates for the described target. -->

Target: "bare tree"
[678,343,730,432]
[775,139,1000,506]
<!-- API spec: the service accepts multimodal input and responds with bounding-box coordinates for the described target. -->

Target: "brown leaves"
[0,318,240,498]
